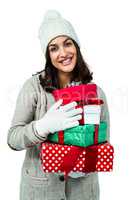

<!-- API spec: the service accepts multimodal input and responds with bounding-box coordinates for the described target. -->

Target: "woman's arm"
[97,86,110,142]
[7,77,47,151]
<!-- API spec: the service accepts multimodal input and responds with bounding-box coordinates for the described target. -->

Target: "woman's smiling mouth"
[59,56,73,66]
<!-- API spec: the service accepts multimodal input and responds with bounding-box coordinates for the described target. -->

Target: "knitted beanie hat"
[38,10,80,56]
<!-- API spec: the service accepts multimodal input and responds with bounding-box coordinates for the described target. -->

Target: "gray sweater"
[7,71,110,200]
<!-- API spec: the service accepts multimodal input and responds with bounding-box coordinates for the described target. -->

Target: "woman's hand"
[35,99,82,137]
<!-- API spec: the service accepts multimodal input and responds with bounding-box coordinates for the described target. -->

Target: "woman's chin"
[59,64,75,73]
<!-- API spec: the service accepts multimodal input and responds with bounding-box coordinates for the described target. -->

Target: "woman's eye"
[49,47,58,52]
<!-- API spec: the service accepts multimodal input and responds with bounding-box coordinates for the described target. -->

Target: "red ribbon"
[58,130,64,144]
[94,124,99,144]
[59,144,99,177]
[84,145,98,172]
[60,145,84,178]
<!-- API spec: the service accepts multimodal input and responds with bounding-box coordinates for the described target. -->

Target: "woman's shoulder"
[20,70,45,95]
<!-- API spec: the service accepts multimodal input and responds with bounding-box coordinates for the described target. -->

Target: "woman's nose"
[59,47,67,57]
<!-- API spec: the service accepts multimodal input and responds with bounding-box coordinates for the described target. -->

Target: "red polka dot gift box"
[40,142,114,177]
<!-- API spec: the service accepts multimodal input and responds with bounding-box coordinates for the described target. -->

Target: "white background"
[0,0,131,199]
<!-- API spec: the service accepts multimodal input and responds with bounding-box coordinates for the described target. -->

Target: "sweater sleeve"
[97,86,110,142]
[7,77,47,151]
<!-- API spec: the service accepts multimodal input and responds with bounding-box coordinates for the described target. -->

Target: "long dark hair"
[33,39,93,93]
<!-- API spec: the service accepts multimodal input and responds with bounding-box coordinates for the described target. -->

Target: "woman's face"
[48,36,77,74]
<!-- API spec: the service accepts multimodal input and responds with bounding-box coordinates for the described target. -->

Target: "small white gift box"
[83,105,101,124]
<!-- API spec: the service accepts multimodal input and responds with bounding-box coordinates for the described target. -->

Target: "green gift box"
[47,121,107,147]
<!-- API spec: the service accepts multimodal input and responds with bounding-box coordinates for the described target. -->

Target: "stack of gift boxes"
[40,84,114,178]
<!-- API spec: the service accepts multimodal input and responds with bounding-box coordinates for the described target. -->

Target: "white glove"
[35,99,83,137]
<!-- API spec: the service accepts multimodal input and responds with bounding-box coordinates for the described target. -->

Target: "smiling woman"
[7,9,110,200]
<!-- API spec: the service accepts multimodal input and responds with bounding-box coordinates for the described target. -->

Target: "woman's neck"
[58,72,72,88]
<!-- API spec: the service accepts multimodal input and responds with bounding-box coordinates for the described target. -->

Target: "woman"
[7,10,110,200]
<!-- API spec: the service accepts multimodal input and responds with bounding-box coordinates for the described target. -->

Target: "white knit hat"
[38,10,80,56]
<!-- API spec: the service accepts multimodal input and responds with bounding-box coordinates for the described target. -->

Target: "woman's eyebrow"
[48,43,56,47]
[63,38,72,43]
[49,38,71,47]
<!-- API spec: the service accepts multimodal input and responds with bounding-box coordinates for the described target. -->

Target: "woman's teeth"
[61,58,72,66]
